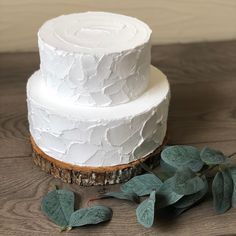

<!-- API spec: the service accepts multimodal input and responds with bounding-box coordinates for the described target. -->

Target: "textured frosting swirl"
[39,12,151,53]
[38,12,152,106]
[27,66,170,167]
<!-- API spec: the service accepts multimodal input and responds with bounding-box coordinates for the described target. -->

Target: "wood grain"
[1,41,236,235]
[1,0,236,52]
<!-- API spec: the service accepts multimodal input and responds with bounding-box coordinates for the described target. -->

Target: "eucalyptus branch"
[40,146,236,231]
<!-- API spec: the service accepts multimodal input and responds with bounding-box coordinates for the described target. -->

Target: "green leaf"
[136,190,156,228]
[229,167,236,208]
[200,147,226,165]
[121,174,162,197]
[156,178,184,208]
[161,145,203,172]
[99,191,140,203]
[160,159,177,174]
[212,170,233,214]
[69,205,112,227]
[170,167,205,195]
[174,176,208,208]
[41,189,74,227]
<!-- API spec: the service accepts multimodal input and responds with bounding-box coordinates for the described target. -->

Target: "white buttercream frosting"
[27,66,170,167]
[38,12,152,106]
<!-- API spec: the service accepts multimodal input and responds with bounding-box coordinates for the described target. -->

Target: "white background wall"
[1,0,236,52]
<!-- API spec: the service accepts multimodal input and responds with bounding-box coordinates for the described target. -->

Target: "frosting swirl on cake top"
[38,12,151,54]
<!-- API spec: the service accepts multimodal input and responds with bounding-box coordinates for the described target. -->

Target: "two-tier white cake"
[27,12,170,185]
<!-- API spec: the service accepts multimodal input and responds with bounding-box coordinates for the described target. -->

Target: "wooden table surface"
[0,40,236,236]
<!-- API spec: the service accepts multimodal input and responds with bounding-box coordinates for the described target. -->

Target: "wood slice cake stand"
[31,135,168,186]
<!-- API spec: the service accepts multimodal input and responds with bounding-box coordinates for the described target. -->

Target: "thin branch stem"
[200,151,236,176]
[228,152,236,158]
[199,165,218,177]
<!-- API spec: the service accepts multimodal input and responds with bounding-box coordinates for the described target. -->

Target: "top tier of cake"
[38,12,152,107]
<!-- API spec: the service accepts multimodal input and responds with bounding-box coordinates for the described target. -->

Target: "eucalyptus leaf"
[212,170,233,214]
[136,190,156,228]
[200,147,226,165]
[161,145,203,172]
[99,191,140,203]
[160,159,177,174]
[170,167,205,195]
[41,189,74,227]
[69,205,112,227]
[174,176,208,208]
[121,174,162,197]
[156,177,184,208]
[229,167,236,208]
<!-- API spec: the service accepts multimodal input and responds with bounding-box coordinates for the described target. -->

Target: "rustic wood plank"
[152,40,236,85]
[0,154,236,235]
[1,41,236,235]
[168,80,236,144]
[0,53,39,157]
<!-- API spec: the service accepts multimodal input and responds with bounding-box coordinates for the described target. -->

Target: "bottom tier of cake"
[27,66,170,169]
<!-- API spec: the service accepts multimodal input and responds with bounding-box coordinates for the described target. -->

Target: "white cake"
[27,12,170,167]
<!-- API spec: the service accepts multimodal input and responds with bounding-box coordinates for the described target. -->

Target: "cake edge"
[31,134,168,186]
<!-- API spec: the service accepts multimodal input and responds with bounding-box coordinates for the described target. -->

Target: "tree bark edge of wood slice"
[31,135,168,186]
